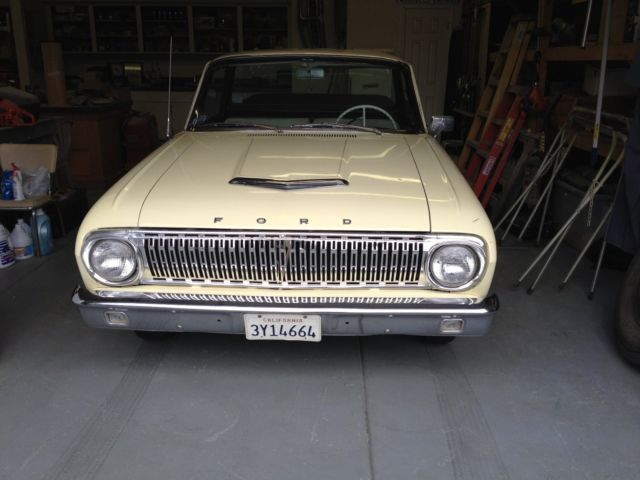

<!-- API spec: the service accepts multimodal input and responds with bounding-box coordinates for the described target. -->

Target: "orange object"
[528,83,546,112]
[0,99,36,126]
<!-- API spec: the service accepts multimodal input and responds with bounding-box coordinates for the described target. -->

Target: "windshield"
[188,56,425,133]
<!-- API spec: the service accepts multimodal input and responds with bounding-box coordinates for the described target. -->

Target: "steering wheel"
[335,104,398,130]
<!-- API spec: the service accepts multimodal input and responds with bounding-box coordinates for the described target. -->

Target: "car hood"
[136,131,431,232]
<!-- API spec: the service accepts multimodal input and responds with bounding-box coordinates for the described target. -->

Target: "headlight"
[86,239,138,285]
[429,244,480,289]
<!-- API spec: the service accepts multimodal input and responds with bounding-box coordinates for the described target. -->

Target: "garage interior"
[1,1,640,479]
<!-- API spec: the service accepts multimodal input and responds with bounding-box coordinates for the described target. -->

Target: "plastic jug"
[1,171,13,200]
[10,219,34,260]
[12,163,24,201]
[35,209,54,256]
[0,223,15,268]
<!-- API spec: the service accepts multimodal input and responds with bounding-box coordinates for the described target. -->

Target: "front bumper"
[72,287,499,337]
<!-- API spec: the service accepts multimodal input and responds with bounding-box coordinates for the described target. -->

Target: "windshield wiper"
[287,123,382,135]
[192,122,281,132]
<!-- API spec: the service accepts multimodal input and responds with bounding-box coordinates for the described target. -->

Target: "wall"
[346,0,461,59]
[347,0,405,55]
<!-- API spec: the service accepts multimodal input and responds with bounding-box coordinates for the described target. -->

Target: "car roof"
[208,49,408,66]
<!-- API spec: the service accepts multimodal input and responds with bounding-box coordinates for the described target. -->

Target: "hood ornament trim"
[229,177,348,190]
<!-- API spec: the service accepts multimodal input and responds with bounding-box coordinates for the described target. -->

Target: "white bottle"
[0,223,16,268]
[12,166,25,201]
[10,219,34,260]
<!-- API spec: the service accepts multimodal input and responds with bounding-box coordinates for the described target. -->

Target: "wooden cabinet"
[42,104,130,189]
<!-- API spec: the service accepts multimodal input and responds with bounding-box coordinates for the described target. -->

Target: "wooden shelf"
[534,0,640,92]
[489,49,536,63]
[452,107,475,118]
[488,45,637,65]
[49,3,288,54]
[544,43,640,62]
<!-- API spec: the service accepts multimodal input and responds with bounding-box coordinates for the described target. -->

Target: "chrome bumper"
[72,287,499,337]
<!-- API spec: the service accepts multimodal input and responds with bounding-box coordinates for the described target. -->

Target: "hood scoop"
[230,177,348,190]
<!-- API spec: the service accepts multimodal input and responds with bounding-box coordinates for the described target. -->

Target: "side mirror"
[430,115,454,139]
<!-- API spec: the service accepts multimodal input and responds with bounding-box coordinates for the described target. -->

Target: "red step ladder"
[472,95,528,206]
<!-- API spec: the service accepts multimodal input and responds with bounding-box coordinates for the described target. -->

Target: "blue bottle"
[35,208,54,255]
[1,171,14,200]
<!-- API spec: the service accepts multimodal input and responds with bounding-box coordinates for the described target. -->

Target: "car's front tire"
[615,250,640,367]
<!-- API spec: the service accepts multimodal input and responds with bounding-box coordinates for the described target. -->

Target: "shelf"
[49,3,288,54]
[243,5,288,50]
[95,20,137,24]
[544,43,640,62]
[194,28,236,32]
[52,19,89,24]
[51,5,91,53]
[144,34,189,39]
[489,49,536,63]
[94,50,142,55]
[244,28,287,32]
[488,43,639,65]
[452,108,475,118]
[142,19,188,23]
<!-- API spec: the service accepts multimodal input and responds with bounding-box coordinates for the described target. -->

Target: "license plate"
[244,314,321,342]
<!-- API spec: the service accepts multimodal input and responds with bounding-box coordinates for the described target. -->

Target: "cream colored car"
[73,50,498,342]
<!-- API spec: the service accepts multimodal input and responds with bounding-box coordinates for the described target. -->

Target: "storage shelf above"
[142,20,188,24]
[49,3,289,54]
[94,20,136,24]
[489,42,639,64]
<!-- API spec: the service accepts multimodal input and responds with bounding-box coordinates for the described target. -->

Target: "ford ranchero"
[73,50,498,342]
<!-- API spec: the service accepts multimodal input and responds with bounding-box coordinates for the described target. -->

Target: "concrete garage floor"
[1,234,640,480]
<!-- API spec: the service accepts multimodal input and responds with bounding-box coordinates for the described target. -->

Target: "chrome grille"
[135,231,427,288]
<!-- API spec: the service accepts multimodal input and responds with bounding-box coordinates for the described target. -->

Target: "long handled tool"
[494,114,578,242]
[515,129,626,294]
[514,131,576,243]
[558,174,623,297]
[590,0,612,167]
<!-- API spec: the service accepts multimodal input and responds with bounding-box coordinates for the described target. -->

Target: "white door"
[403,8,452,120]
